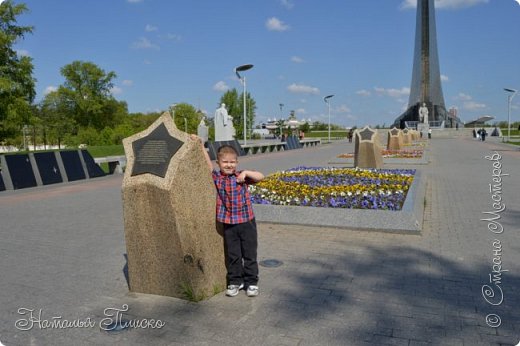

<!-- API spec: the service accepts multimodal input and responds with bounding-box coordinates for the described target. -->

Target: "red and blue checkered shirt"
[212,170,255,224]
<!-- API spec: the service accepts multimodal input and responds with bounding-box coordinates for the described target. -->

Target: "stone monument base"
[417,123,429,139]
[387,137,401,151]
[354,127,383,169]
[122,113,226,301]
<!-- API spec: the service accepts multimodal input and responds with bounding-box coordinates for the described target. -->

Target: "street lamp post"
[22,125,28,151]
[279,103,284,136]
[504,88,517,142]
[169,104,177,120]
[235,64,254,145]
[183,117,188,133]
[324,95,334,143]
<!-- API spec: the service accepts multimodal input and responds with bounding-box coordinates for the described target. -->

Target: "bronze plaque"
[359,128,375,141]
[131,123,184,178]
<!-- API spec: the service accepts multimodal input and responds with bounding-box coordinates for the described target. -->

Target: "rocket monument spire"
[394,0,456,128]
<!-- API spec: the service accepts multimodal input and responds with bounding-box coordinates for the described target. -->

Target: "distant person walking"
[428,128,432,139]
[480,128,487,141]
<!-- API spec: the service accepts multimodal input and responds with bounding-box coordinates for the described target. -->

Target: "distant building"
[261,116,313,133]
[465,116,494,127]
[448,107,457,118]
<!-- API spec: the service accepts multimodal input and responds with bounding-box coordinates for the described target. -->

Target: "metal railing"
[429,121,445,128]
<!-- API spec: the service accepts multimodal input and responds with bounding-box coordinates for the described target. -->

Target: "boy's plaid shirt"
[212,170,255,224]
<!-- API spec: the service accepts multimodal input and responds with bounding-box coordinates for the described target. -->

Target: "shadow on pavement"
[273,244,519,345]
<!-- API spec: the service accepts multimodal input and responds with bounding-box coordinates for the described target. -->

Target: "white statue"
[197,118,208,143]
[214,103,235,141]
[419,103,429,124]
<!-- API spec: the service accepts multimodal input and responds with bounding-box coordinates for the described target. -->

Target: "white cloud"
[110,86,123,95]
[280,0,294,9]
[287,83,320,95]
[122,80,133,86]
[400,0,489,10]
[127,0,143,3]
[356,89,371,97]
[266,17,290,32]
[213,81,229,92]
[453,94,487,111]
[441,74,449,82]
[463,101,486,110]
[336,105,351,113]
[131,37,160,50]
[16,49,30,57]
[295,108,306,114]
[300,99,307,103]
[145,24,158,32]
[143,59,152,65]
[291,56,304,63]
[166,33,182,42]
[374,87,410,98]
[455,93,472,101]
[43,86,57,95]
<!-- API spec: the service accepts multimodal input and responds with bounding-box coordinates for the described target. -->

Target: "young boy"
[192,136,264,297]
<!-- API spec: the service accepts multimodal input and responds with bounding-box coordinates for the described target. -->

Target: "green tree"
[127,111,161,132]
[276,119,285,136]
[312,121,327,131]
[219,89,241,121]
[39,91,76,148]
[55,60,126,130]
[206,116,215,141]
[241,91,256,139]
[299,122,311,133]
[110,123,134,144]
[219,88,256,139]
[171,103,203,134]
[0,1,36,142]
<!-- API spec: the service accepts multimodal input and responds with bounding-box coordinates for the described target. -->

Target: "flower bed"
[337,149,423,159]
[249,166,415,210]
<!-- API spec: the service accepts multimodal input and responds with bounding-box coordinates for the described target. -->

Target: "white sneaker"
[246,285,259,297]
[226,284,244,297]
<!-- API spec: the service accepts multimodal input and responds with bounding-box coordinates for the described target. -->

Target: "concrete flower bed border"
[254,170,426,234]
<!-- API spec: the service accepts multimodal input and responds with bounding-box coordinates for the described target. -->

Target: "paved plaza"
[0,136,519,346]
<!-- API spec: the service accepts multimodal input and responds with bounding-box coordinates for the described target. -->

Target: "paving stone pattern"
[0,137,519,345]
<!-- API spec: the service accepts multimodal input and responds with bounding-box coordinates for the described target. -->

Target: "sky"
[11,0,520,128]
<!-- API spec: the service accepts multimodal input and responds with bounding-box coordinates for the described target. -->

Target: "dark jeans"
[222,219,258,287]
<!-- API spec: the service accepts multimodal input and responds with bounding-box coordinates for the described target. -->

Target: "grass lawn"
[500,129,519,136]
[85,145,125,173]
[86,145,125,158]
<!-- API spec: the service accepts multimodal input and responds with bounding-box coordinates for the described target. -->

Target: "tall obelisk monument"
[394,0,454,128]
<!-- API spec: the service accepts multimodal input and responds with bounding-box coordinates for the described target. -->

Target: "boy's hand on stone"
[190,134,200,142]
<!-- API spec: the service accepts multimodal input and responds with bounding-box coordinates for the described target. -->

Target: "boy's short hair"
[217,145,238,159]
